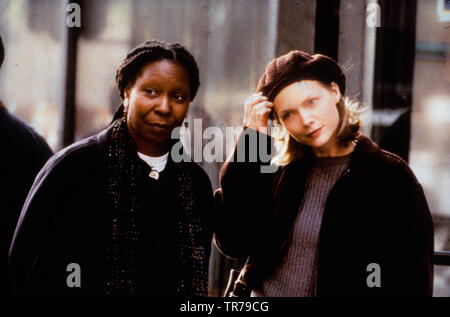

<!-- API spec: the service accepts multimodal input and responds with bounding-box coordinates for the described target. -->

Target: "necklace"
[149,170,159,180]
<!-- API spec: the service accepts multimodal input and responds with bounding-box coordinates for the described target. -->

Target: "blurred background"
[0,0,448,296]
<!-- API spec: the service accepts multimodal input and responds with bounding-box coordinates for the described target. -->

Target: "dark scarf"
[105,118,208,296]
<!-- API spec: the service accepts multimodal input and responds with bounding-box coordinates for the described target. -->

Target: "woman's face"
[273,80,342,157]
[124,59,190,156]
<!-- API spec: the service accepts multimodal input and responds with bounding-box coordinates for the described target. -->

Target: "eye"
[173,93,188,103]
[308,98,317,105]
[144,88,158,97]
[281,112,292,120]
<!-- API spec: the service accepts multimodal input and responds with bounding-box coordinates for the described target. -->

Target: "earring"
[123,98,129,111]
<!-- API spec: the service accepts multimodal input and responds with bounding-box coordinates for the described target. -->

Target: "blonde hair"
[271,95,361,166]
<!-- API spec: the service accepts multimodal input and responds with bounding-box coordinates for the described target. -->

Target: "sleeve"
[213,128,277,259]
[402,179,434,296]
[387,161,435,296]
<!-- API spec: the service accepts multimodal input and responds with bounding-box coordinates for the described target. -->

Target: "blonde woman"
[215,51,434,296]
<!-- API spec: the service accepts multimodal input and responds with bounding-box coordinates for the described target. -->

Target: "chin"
[308,135,332,150]
[148,134,172,145]
[139,129,170,144]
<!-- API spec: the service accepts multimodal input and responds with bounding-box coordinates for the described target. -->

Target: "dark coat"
[214,129,434,296]
[0,105,53,296]
[8,123,214,295]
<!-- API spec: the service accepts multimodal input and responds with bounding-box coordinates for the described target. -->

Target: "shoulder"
[36,128,110,185]
[0,108,52,156]
[49,135,100,167]
[355,135,420,186]
[380,149,417,178]
[377,149,423,194]
[179,161,213,189]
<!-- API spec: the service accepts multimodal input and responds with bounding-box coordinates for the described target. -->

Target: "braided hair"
[113,40,200,121]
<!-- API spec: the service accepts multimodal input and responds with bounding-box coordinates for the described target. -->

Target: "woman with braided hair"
[9,40,214,296]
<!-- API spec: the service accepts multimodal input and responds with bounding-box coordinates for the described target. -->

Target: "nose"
[154,95,171,116]
[298,108,314,127]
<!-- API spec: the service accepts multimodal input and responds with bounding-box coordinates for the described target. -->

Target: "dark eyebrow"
[279,109,292,114]
[171,85,190,91]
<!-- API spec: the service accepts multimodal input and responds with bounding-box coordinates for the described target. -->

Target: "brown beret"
[257,50,345,101]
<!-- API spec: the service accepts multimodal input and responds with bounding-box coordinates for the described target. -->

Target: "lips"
[149,122,172,129]
[146,122,173,133]
[306,126,322,138]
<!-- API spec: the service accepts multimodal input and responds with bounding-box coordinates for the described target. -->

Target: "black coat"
[8,123,214,295]
[0,105,52,296]
[215,129,434,296]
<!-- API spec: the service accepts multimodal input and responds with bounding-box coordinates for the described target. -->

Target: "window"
[409,0,450,297]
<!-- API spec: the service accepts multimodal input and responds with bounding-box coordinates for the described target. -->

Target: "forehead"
[274,80,324,108]
[135,59,190,86]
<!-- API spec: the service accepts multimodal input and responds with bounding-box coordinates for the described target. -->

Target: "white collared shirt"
[137,151,169,172]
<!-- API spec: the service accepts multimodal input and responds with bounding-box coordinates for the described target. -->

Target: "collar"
[283,134,382,181]
[347,134,382,180]
[96,120,116,152]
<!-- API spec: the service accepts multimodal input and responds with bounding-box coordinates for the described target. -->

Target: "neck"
[135,142,170,157]
[138,150,169,158]
[312,140,355,157]
[127,126,170,157]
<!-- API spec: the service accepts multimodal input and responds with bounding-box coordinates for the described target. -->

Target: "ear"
[123,98,129,109]
[124,89,130,101]
[330,82,341,104]
[124,82,134,100]
[122,89,130,120]
[123,86,131,114]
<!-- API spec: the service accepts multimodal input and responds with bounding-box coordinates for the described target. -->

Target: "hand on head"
[242,92,273,134]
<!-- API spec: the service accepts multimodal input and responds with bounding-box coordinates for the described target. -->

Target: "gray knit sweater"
[252,153,352,297]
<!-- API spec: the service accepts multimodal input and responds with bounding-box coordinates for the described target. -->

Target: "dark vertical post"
[314,0,340,60]
[276,0,317,55]
[372,0,417,162]
[59,0,80,149]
